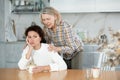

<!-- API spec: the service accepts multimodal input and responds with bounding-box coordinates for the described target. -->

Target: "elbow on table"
[18,63,27,70]
[59,63,67,71]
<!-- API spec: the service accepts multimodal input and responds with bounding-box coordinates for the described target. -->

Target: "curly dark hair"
[25,25,46,43]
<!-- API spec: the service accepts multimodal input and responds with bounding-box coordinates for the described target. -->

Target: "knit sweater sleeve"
[49,51,67,71]
[18,46,32,70]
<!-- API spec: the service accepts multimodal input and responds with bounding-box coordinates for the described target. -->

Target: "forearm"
[18,46,33,70]
[59,46,74,54]
[26,47,33,59]
[18,57,31,70]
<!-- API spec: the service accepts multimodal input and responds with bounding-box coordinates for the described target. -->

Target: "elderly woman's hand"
[48,44,61,52]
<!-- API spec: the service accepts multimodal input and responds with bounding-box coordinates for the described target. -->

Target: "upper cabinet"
[50,0,120,13]
[50,0,95,13]
[10,0,120,13]
[96,0,120,12]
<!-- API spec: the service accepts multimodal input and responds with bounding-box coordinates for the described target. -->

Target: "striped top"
[43,21,83,59]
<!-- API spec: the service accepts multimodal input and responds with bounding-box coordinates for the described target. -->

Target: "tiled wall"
[1,0,120,41]
[62,13,120,38]
[10,13,120,41]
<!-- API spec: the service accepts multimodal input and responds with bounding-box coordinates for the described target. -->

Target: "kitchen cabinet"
[72,44,120,70]
[72,44,100,69]
[50,0,95,13]
[0,42,120,70]
[96,0,120,12]
[50,0,120,12]
[0,43,5,68]
[0,42,25,68]
[0,43,99,68]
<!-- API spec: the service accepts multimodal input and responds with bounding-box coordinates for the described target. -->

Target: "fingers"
[26,37,29,45]
[32,66,44,73]
[26,37,33,49]
[48,44,59,52]
[48,44,55,51]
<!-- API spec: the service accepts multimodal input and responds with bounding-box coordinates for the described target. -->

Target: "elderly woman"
[40,7,83,69]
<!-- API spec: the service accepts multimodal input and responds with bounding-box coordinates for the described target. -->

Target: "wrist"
[57,47,61,52]
[43,65,50,71]
[26,48,33,60]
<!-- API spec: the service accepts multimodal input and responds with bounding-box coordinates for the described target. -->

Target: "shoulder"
[61,20,72,28]
[41,43,49,48]
[41,43,59,55]
[43,26,49,32]
[59,21,72,32]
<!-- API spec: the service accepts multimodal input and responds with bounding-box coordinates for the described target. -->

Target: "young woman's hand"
[26,37,33,50]
[32,66,50,73]
[25,37,33,59]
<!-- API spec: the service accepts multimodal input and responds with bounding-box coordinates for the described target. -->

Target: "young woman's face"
[27,31,41,48]
[41,14,56,28]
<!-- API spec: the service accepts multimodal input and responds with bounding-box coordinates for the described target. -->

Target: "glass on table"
[92,67,101,78]
[85,68,92,80]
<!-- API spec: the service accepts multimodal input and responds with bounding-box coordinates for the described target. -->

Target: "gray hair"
[40,7,62,25]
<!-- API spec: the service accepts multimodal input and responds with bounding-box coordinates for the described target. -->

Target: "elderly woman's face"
[41,14,56,28]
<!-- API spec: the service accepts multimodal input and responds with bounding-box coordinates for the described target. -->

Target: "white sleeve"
[49,52,67,71]
[18,46,31,70]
